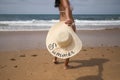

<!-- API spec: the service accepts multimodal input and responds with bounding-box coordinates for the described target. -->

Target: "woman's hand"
[65,19,76,32]
[65,19,73,26]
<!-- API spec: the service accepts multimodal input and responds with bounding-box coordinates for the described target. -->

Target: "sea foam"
[0,19,120,31]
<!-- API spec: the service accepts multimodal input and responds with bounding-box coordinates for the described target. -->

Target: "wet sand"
[0,29,120,51]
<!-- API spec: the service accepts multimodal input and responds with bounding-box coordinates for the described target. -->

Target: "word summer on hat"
[46,22,82,59]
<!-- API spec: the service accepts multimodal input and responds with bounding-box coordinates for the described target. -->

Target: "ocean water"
[0,14,120,31]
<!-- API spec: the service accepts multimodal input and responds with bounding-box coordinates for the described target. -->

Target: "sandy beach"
[0,29,120,51]
[0,29,120,80]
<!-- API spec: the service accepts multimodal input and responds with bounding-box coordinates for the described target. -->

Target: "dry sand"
[0,47,120,80]
[0,29,120,80]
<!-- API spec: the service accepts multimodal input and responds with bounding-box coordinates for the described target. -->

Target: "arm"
[61,0,73,25]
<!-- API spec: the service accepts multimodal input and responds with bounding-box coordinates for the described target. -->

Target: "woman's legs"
[53,57,58,64]
[53,57,72,69]
[64,58,70,69]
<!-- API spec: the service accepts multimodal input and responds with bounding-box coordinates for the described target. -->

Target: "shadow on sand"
[70,58,109,80]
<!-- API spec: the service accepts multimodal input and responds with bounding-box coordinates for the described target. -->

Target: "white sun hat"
[46,22,82,59]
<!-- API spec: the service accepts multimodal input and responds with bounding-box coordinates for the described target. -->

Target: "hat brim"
[46,22,82,59]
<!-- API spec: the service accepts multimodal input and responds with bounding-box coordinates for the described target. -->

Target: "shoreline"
[0,27,120,32]
[0,29,120,51]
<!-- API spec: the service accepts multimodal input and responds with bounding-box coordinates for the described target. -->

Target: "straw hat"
[46,22,82,59]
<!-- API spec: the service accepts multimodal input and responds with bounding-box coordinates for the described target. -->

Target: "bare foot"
[64,65,73,70]
[53,60,59,64]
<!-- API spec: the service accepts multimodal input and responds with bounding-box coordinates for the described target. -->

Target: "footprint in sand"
[82,49,87,51]
[10,58,16,61]
[31,54,38,57]
[90,47,94,49]
[102,54,105,57]
[19,54,26,57]
[106,48,110,51]
[14,65,18,68]
[114,45,119,47]
[0,65,7,69]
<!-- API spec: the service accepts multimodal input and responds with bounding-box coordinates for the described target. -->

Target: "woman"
[53,0,76,69]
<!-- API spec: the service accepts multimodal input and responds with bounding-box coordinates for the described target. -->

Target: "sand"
[0,47,120,80]
[0,29,120,51]
[0,29,120,80]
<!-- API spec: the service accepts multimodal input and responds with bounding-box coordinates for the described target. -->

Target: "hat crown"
[56,31,72,47]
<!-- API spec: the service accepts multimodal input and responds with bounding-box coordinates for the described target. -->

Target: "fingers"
[65,20,75,27]
[65,19,73,26]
